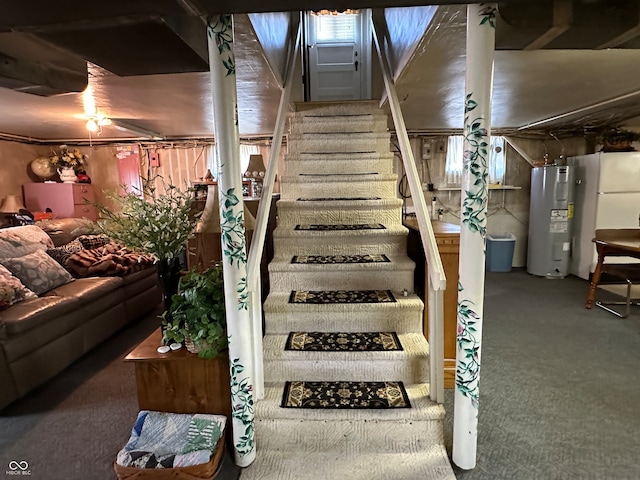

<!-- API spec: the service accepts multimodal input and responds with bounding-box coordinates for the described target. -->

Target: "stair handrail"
[245,14,302,399]
[371,9,446,402]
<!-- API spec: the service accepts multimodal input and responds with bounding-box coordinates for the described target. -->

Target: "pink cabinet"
[23,183,98,221]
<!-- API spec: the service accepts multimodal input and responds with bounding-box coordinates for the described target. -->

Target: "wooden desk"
[125,329,231,420]
[586,229,640,308]
[404,218,460,388]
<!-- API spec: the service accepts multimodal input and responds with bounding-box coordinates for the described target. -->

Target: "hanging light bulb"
[86,118,98,132]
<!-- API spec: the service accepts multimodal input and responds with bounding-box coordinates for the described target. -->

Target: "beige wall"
[0,140,124,213]
[397,134,589,267]
[0,140,286,214]
[0,140,50,202]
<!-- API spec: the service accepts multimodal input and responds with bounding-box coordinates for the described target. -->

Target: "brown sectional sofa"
[0,220,161,410]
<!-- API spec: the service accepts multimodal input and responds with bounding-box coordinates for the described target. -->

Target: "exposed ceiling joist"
[524,0,572,50]
[597,3,640,48]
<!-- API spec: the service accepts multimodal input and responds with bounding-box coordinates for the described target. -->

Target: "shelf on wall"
[434,185,521,191]
[432,185,522,208]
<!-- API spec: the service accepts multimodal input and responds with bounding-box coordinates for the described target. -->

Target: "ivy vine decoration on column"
[478,4,497,28]
[461,92,489,237]
[230,357,255,455]
[456,293,481,409]
[208,14,235,76]
[220,187,247,266]
[219,187,249,311]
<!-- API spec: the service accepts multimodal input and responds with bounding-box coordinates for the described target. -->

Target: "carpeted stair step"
[268,256,416,291]
[262,333,429,383]
[284,152,394,175]
[273,224,409,256]
[287,132,390,154]
[262,292,424,334]
[251,382,444,450]
[293,100,382,116]
[280,173,398,200]
[276,198,403,226]
[289,114,388,135]
[239,446,456,480]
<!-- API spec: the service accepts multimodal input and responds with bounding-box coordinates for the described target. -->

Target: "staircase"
[240,101,455,479]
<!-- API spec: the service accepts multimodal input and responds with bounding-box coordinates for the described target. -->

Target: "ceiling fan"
[79,70,164,141]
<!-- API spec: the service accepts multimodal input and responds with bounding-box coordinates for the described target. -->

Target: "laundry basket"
[114,411,226,480]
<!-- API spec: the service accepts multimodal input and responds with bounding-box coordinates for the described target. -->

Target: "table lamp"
[0,195,25,214]
[0,195,26,227]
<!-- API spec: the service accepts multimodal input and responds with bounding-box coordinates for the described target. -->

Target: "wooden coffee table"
[125,328,232,420]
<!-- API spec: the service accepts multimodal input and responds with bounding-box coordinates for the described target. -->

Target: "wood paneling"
[125,329,232,420]
[405,218,460,388]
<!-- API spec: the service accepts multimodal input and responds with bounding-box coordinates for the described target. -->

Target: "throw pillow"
[47,239,84,268]
[77,234,111,250]
[1,250,74,295]
[0,225,55,259]
[0,264,36,310]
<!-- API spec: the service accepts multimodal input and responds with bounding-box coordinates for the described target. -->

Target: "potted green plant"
[161,264,227,359]
[595,126,640,152]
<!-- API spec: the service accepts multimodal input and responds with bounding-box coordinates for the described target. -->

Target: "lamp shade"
[244,154,266,177]
[0,195,26,213]
[196,184,256,234]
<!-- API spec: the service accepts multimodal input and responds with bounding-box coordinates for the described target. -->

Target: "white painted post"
[207,14,256,467]
[452,3,496,470]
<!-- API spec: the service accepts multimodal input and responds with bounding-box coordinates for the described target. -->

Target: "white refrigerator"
[568,152,640,280]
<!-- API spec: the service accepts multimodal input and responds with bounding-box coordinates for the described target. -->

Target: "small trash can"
[486,233,516,272]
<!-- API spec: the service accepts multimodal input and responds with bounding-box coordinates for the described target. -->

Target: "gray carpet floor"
[1,270,639,479]
[444,269,640,480]
[0,306,241,480]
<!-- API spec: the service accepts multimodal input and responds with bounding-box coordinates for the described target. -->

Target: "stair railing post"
[207,14,256,467]
[371,9,447,403]
[452,4,496,470]
[246,13,302,401]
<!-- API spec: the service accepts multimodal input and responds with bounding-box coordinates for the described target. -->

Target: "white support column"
[207,14,256,467]
[452,4,496,470]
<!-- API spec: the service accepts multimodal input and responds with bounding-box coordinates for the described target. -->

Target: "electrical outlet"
[422,141,432,159]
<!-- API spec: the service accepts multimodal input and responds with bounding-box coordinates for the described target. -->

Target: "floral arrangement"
[92,177,200,261]
[48,145,88,173]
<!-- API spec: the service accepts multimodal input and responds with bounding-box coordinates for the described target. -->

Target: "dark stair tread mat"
[284,332,403,351]
[281,381,411,409]
[298,172,379,176]
[291,254,390,264]
[289,290,396,304]
[294,223,386,231]
[297,197,381,201]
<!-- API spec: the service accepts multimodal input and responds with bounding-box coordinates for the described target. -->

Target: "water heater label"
[549,209,568,233]
[568,203,574,218]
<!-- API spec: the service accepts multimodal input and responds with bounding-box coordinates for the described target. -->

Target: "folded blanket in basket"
[116,411,226,469]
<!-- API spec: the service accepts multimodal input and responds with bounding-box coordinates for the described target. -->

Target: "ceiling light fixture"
[86,118,98,132]
[311,9,360,15]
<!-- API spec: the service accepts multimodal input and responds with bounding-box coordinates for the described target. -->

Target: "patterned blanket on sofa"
[65,242,156,278]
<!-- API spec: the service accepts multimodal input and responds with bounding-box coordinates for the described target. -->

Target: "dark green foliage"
[162,264,227,359]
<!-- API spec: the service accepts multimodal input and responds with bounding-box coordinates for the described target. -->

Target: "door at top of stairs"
[305,10,371,101]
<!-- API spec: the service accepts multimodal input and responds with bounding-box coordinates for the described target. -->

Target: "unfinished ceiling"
[0,1,639,143]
